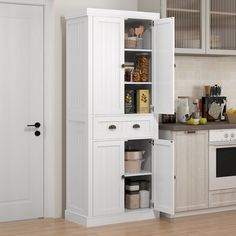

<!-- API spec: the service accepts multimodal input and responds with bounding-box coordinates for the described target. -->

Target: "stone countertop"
[159,121,236,131]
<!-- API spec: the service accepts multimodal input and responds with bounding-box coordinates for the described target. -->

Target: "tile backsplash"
[175,56,236,111]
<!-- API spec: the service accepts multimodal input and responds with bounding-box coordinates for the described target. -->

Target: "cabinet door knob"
[108,125,117,130]
[133,124,140,129]
[121,175,125,179]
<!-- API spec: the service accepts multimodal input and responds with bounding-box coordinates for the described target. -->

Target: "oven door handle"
[210,141,236,146]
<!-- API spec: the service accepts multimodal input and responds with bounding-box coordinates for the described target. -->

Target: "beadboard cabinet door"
[93,17,124,115]
[93,141,124,216]
[174,131,208,212]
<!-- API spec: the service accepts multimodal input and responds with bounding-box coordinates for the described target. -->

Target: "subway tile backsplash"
[175,56,236,109]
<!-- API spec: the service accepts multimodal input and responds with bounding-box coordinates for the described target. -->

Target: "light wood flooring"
[1,211,236,236]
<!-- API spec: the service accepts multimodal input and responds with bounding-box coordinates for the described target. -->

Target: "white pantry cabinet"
[66,8,174,227]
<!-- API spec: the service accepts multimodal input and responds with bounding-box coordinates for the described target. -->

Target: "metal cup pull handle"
[108,125,117,130]
[133,124,140,129]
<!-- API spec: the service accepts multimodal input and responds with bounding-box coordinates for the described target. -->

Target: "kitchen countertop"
[159,121,236,131]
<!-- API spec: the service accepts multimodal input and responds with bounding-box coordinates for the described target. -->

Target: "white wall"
[175,56,236,110]
[53,0,138,217]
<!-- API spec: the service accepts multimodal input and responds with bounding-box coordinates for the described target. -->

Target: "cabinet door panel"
[93,17,124,115]
[174,131,208,212]
[206,0,236,55]
[93,141,124,216]
[153,139,175,215]
[154,18,174,114]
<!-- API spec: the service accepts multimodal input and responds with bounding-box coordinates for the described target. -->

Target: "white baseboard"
[65,208,157,227]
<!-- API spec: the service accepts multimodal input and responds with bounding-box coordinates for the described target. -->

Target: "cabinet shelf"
[125,82,152,85]
[125,49,152,52]
[124,170,152,177]
[167,8,200,13]
[210,11,236,16]
[125,208,152,213]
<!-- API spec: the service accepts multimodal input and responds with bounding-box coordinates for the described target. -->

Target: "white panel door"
[153,18,175,114]
[93,141,124,216]
[0,3,44,222]
[153,139,174,215]
[93,17,124,115]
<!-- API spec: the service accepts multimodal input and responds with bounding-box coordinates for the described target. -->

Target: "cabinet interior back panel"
[93,17,124,115]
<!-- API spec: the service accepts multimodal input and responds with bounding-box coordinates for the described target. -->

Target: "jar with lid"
[135,53,149,82]
[177,97,190,123]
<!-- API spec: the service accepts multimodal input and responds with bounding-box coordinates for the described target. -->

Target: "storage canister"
[125,191,140,209]
[125,181,140,191]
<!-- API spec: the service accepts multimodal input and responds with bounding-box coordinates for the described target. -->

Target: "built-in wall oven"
[209,129,236,190]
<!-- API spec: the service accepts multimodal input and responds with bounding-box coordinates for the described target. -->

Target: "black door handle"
[27,122,41,128]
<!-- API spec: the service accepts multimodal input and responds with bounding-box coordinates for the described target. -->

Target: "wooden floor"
[1,211,236,236]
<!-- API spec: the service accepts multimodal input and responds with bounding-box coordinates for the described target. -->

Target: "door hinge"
[149,140,154,146]
[149,21,154,27]
[150,105,154,113]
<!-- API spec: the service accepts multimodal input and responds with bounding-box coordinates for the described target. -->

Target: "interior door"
[0,3,44,222]
[153,139,175,215]
[153,18,175,114]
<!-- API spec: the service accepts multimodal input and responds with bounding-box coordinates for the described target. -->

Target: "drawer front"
[93,119,123,140]
[209,189,236,208]
[125,119,154,138]
[93,116,155,140]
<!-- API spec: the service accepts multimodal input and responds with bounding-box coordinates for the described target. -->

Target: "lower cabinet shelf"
[124,171,152,177]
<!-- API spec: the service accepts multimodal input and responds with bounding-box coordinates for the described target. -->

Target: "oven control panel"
[209,129,236,142]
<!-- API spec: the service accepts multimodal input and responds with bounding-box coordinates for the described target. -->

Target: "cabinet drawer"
[125,119,154,139]
[93,115,155,140]
[93,118,124,140]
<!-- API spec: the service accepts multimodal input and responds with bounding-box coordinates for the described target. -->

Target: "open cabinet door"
[153,139,175,215]
[153,18,174,114]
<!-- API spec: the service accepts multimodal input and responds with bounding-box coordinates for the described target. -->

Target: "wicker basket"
[226,113,236,123]
[125,37,137,49]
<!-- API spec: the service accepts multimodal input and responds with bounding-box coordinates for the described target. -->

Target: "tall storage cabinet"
[66,8,175,227]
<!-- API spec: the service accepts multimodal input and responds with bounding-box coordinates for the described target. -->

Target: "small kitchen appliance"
[201,96,227,121]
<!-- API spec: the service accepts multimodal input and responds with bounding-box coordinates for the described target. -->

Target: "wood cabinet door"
[93,17,124,115]
[174,131,208,212]
[93,141,124,216]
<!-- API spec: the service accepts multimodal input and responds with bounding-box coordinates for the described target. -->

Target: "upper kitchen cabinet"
[206,0,236,55]
[138,0,236,55]
[165,0,205,54]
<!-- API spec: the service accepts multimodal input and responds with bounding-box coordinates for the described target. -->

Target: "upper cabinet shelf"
[138,0,236,55]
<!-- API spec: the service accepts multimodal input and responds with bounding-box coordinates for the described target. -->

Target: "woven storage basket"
[226,113,236,123]
[125,37,137,48]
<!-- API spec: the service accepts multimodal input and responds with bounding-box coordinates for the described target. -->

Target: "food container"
[137,89,150,113]
[125,150,145,160]
[136,53,149,82]
[125,37,137,48]
[125,191,140,209]
[125,181,140,191]
[139,190,150,208]
[125,159,144,173]
[226,113,236,123]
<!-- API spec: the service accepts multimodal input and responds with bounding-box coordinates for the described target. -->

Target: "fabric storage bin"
[125,159,144,173]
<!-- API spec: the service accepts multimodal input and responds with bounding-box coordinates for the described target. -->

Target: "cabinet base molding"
[161,205,236,219]
[65,209,157,227]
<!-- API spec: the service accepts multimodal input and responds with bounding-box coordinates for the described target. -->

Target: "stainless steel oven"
[209,129,236,190]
